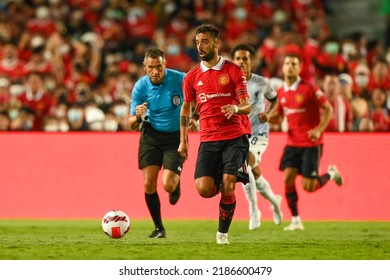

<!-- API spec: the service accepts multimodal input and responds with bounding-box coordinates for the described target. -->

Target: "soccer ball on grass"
[102,210,130,238]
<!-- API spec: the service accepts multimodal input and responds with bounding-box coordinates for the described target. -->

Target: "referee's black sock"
[145,192,164,230]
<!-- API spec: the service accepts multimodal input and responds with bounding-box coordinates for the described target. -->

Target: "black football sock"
[145,192,164,230]
[285,188,299,217]
[317,174,331,188]
[218,193,236,233]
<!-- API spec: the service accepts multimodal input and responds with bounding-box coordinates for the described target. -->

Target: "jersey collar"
[200,56,225,72]
[284,77,301,91]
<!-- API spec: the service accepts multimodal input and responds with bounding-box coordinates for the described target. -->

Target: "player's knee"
[195,182,213,198]
[302,181,317,192]
[162,182,176,193]
[144,182,157,194]
[197,188,212,198]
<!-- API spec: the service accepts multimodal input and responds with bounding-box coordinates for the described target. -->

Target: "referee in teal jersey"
[129,48,185,238]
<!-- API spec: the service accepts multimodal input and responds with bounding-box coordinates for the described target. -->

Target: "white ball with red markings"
[102,210,130,238]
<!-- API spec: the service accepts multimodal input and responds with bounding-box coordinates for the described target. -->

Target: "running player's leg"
[217,135,249,243]
[301,145,342,192]
[194,142,222,198]
[242,167,261,230]
[279,146,303,231]
[242,151,260,230]
[251,135,282,224]
[162,147,184,205]
[139,135,165,238]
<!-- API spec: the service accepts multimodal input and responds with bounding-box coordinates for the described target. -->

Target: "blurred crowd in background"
[0,0,390,132]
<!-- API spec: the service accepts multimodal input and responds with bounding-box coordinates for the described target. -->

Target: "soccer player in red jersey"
[178,24,251,244]
[274,54,344,231]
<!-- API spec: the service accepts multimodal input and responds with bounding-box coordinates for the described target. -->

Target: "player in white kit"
[231,44,283,230]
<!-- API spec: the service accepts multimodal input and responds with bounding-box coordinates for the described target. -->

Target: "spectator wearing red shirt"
[322,74,353,132]
[303,26,321,83]
[164,10,192,44]
[367,57,390,93]
[224,0,257,49]
[60,34,103,97]
[270,24,311,81]
[21,35,54,76]
[124,3,158,43]
[18,72,56,130]
[370,87,390,131]
[94,7,126,54]
[0,43,25,82]
[194,0,225,27]
[26,6,57,36]
[256,24,282,77]
[340,35,360,74]
[313,37,348,81]
[273,54,343,231]
[221,0,257,49]
[290,0,326,37]
[164,36,195,72]
[253,0,275,35]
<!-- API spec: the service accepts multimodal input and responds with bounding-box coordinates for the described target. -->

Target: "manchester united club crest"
[218,74,230,86]
[295,93,304,103]
[172,95,181,106]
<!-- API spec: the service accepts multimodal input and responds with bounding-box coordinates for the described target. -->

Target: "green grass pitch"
[0,220,389,260]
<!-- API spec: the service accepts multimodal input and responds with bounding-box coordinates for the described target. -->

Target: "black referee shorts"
[138,122,184,175]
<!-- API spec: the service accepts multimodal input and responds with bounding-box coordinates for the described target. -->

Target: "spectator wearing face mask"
[224,1,257,50]
[9,106,36,131]
[67,103,88,131]
[313,37,348,81]
[111,99,130,131]
[103,111,119,132]
[164,36,195,72]
[352,63,371,101]
[85,106,105,131]
[340,35,361,76]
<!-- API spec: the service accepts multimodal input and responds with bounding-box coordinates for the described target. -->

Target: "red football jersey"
[183,57,250,142]
[277,78,328,147]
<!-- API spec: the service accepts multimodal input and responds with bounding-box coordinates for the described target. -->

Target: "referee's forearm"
[128,115,141,131]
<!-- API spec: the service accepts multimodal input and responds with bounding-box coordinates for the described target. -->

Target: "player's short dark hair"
[195,24,220,39]
[231,44,255,58]
[284,53,302,63]
[144,48,165,61]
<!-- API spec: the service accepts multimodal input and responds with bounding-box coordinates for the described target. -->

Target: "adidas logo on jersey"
[197,81,204,86]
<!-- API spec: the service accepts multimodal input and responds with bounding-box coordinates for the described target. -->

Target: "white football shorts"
[248,134,269,168]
